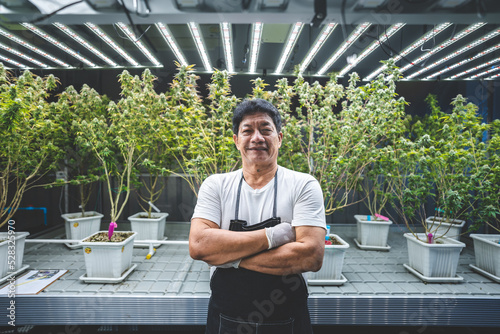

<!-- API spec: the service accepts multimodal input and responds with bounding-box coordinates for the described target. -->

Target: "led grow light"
[0,26,69,67]
[364,22,452,81]
[156,23,188,67]
[248,22,263,74]
[0,41,47,67]
[485,72,500,80]
[85,22,139,66]
[317,22,371,76]
[338,23,404,77]
[221,22,234,73]
[21,23,96,67]
[116,22,161,67]
[447,57,500,79]
[465,62,500,79]
[408,26,500,79]
[188,22,212,72]
[274,22,304,75]
[299,23,337,74]
[0,53,27,68]
[400,22,485,75]
[425,43,500,79]
[53,22,117,67]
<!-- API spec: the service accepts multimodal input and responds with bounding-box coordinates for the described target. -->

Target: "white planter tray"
[354,238,391,251]
[469,264,500,283]
[403,263,464,283]
[307,274,347,286]
[0,265,30,285]
[79,264,137,284]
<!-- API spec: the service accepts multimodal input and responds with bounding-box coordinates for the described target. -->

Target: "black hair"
[232,98,282,135]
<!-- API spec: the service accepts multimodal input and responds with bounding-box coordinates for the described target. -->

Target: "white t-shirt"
[192,166,326,231]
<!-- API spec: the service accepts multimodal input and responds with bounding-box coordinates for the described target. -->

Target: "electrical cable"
[28,0,84,24]
[421,24,437,52]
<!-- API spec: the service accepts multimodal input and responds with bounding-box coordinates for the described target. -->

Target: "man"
[189,98,326,334]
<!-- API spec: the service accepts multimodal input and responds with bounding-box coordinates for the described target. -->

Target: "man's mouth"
[248,147,267,151]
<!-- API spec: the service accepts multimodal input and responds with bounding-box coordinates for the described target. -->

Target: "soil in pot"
[326,235,343,245]
[83,232,134,243]
[65,212,100,219]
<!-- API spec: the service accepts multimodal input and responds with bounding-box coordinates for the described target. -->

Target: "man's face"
[233,112,283,167]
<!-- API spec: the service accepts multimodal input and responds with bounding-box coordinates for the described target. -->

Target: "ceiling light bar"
[408,27,500,80]
[116,23,161,67]
[274,22,304,75]
[21,23,96,67]
[53,22,117,67]
[155,23,188,67]
[464,60,500,79]
[317,22,371,76]
[364,22,452,81]
[299,23,337,74]
[188,22,212,72]
[85,22,139,66]
[400,22,486,75]
[485,72,500,80]
[221,22,234,73]
[0,41,48,67]
[338,23,404,77]
[248,22,263,74]
[447,57,500,79]
[0,54,27,68]
[0,26,69,67]
[425,43,500,79]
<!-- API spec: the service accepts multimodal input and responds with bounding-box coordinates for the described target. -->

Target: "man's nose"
[251,130,264,142]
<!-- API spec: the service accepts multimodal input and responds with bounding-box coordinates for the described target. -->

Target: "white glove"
[265,223,295,249]
[217,259,241,269]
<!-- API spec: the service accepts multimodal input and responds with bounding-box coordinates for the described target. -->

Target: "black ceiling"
[1,0,500,81]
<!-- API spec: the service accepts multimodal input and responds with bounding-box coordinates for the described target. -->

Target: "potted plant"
[352,61,407,250]
[54,84,108,248]
[416,94,488,241]
[307,230,349,286]
[386,94,486,282]
[74,69,150,282]
[0,66,63,280]
[125,69,170,246]
[469,119,500,282]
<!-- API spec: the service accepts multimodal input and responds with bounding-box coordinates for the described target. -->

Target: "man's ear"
[233,133,239,149]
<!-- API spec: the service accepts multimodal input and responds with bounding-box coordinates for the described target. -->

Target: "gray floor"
[2,222,500,329]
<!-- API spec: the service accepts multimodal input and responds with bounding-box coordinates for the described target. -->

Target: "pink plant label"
[375,214,389,221]
[108,222,117,240]
[427,233,434,244]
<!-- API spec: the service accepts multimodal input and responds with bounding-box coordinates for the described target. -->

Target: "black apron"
[205,170,313,334]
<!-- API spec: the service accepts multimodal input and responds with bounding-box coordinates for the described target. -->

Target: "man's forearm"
[239,241,324,275]
[189,223,269,266]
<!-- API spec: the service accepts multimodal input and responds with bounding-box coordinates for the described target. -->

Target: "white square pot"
[470,234,500,279]
[0,231,29,279]
[355,215,392,248]
[425,216,465,241]
[61,211,103,241]
[128,212,169,241]
[404,232,465,279]
[80,231,136,279]
[307,234,349,284]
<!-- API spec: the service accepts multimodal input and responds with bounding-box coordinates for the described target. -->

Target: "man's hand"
[265,223,295,249]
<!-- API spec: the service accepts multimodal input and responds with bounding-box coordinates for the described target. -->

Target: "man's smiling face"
[233,112,283,167]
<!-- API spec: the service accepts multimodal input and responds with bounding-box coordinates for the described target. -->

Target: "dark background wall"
[4,67,498,235]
